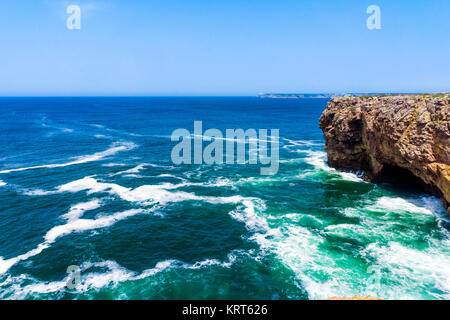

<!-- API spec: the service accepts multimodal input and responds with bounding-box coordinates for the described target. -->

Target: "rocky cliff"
[319,94,450,216]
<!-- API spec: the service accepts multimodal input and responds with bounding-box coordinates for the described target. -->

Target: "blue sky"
[0,0,449,96]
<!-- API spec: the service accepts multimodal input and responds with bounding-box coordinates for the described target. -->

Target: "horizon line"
[0,91,446,98]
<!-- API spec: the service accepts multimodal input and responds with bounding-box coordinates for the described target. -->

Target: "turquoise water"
[0,97,448,300]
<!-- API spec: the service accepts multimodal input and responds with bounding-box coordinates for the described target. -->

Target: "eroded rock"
[319,95,450,216]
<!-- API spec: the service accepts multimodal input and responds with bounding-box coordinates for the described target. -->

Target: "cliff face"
[319,95,450,216]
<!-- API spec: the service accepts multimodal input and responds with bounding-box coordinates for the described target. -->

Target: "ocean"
[0,97,449,300]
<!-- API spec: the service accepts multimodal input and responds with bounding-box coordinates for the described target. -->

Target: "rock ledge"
[319,94,450,216]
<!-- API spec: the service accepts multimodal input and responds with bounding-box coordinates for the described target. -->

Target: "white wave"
[22,189,58,196]
[12,278,68,297]
[324,223,373,242]
[153,133,276,146]
[57,176,266,239]
[122,174,144,178]
[40,117,74,134]
[236,176,283,186]
[279,158,305,164]
[0,243,50,275]
[202,177,234,187]
[0,142,137,174]
[229,199,268,233]
[364,242,450,299]
[282,138,324,147]
[267,213,300,220]
[22,174,236,200]
[89,123,143,137]
[367,196,436,215]
[240,193,447,299]
[253,221,408,299]
[298,150,364,183]
[135,254,238,281]
[57,177,243,206]
[268,213,324,229]
[61,199,102,221]
[281,194,450,299]
[360,195,449,232]
[186,134,276,144]
[156,174,183,179]
[46,209,144,243]
[409,196,449,223]
[343,195,446,223]
[0,252,240,298]
[252,223,353,299]
[0,180,5,187]
[332,195,450,247]
[102,163,127,167]
[0,208,146,275]
[335,171,364,182]
[94,134,112,139]
[339,207,363,218]
[419,196,447,214]
[110,163,159,176]
[61,253,238,293]
[302,150,329,170]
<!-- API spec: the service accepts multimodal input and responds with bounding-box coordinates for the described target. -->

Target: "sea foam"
[364,242,450,299]
[368,196,435,215]
[298,149,364,182]
[110,163,160,177]
[0,175,261,276]
[0,252,241,298]
[57,177,246,205]
[0,208,146,275]
[0,142,136,174]
[61,199,103,221]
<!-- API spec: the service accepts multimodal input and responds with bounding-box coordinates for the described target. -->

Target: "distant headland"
[258,93,450,99]
[257,93,402,99]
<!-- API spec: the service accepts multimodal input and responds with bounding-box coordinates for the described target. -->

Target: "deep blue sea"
[0,97,449,300]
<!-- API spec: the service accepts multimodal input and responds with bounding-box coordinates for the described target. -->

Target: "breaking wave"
[0,207,148,275]
[0,142,137,174]
[55,177,247,205]
[298,150,364,182]
[0,251,243,299]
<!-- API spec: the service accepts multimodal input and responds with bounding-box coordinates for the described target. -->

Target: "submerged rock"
[319,94,450,216]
